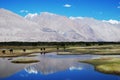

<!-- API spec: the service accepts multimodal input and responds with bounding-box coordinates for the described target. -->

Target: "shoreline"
[79,57,120,75]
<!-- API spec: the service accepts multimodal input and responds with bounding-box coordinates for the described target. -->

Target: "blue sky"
[0,0,120,20]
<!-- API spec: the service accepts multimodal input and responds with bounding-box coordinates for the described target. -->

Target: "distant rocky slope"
[0,8,120,42]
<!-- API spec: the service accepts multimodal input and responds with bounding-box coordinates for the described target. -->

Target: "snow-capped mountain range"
[0,8,120,42]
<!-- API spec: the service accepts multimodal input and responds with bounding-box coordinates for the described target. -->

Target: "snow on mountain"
[102,19,120,24]
[0,8,120,42]
[70,18,120,41]
[25,12,120,41]
[0,8,67,42]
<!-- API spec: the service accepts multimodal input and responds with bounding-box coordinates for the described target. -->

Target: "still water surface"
[0,53,120,80]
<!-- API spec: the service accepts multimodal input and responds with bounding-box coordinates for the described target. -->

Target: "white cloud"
[64,4,71,8]
[25,13,38,18]
[20,10,28,13]
[117,2,120,8]
[102,19,120,24]
[25,67,38,74]
[69,66,83,71]
[117,6,120,8]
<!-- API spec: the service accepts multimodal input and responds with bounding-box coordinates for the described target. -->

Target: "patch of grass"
[96,64,120,75]
[0,52,32,57]
[67,45,120,55]
[80,57,120,75]
[0,47,56,57]
[11,58,40,64]
[0,44,120,57]
[26,54,38,57]
[57,51,83,55]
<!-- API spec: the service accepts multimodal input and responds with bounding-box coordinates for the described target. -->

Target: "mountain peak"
[0,9,120,42]
[69,16,84,20]
[25,13,38,19]
[0,8,24,20]
[40,12,57,16]
[25,12,58,19]
[0,8,14,14]
[0,8,11,14]
[0,8,6,11]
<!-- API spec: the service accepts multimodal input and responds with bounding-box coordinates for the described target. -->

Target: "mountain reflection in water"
[0,53,120,80]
